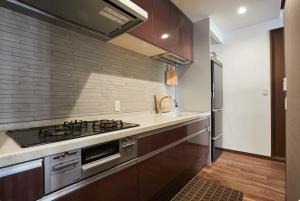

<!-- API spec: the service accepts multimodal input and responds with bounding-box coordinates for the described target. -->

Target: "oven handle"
[81,154,121,172]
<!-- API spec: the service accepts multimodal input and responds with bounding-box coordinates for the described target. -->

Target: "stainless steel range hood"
[0,0,148,41]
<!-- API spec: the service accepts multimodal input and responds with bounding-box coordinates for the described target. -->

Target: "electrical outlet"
[114,100,120,112]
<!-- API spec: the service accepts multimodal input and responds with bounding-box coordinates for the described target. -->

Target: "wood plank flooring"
[198,151,285,201]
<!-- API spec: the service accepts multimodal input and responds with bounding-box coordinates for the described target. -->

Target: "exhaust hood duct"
[0,0,148,41]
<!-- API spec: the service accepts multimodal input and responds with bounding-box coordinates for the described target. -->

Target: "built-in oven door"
[81,140,121,178]
[81,137,137,179]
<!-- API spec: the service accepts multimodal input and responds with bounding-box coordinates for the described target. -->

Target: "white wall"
[210,18,224,44]
[177,18,211,113]
[211,18,283,156]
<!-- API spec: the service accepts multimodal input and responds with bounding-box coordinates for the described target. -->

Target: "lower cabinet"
[57,164,139,201]
[0,160,44,201]
[56,119,209,201]
[138,129,210,201]
[1,119,209,201]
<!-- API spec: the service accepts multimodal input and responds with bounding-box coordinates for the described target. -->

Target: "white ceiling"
[171,0,281,33]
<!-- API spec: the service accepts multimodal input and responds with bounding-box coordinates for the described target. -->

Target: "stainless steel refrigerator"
[211,57,223,162]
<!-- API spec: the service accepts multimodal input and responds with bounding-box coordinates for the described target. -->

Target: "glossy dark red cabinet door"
[129,0,193,61]
[57,165,139,201]
[167,3,182,55]
[129,0,153,43]
[179,16,193,61]
[138,130,209,201]
[0,167,44,201]
[138,125,187,156]
[151,0,171,50]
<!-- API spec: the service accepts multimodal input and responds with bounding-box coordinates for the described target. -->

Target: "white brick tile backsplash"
[0,7,175,124]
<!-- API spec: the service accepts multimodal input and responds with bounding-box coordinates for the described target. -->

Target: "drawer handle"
[212,134,223,140]
[121,142,136,149]
[52,159,80,171]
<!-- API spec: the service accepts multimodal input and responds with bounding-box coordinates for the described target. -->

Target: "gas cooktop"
[6,120,139,148]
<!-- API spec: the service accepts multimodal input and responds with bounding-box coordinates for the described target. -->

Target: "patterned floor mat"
[171,176,243,201]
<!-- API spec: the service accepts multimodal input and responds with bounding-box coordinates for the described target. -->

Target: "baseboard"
[217,148,286,162]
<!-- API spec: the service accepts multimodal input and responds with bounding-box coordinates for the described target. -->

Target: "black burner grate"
[93,120,123,129]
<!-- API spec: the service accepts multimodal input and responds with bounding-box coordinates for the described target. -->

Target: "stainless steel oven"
[44,137,137,194]
[81,137,137,179]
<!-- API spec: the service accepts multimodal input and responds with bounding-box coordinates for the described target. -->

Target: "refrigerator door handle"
[212,134,223,140]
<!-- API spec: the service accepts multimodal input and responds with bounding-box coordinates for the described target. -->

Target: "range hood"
[0,0,148,41]
[152,52,192,66]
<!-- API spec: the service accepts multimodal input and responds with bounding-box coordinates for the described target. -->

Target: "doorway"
[270,27,286,160]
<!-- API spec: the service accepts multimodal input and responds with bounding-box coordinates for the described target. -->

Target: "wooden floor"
[198,151,285,201]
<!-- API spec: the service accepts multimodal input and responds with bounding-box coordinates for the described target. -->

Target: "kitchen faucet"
[158,96,179,113]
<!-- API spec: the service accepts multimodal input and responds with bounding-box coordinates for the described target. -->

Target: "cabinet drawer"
[187,117,210,136]
[138,129,209,201]
[138,117,210,157]
[138,125,187,157]
[0,160,44,201]
[56,164,139,201]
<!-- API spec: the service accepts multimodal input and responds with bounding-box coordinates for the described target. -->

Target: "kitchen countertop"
[0,112,210,168]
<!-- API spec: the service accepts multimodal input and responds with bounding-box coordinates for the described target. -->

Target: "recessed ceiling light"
[238,6,247,15]
[161,33,169,39]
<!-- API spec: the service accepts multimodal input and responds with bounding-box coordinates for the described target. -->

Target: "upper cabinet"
[130,0,154,43]
[179,15,193,61]
[129,0,193,62]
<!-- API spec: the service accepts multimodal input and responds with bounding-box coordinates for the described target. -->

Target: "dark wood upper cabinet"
[0,161,44,201]
[168,3,182,54]
[151,0,171,51]
[129,0,153,43]
[129,0,193,62]
[179,16,193,61]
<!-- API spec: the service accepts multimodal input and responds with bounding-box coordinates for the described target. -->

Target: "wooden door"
[270,27,286,159]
